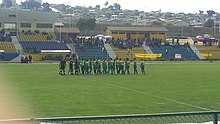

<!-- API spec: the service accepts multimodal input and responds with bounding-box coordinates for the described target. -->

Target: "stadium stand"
[18,31,56,42]
[75,46,109,60]
[0,30,12,42]
[112,46,145,59]
[0,52,19,61]
[74,37,109,59]
[0,42,16,52]
[196,45,220,59]
[150,45,199,60]
[20,41,69,54]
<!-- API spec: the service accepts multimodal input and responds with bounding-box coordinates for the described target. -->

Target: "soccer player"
[140,59,145,74]
[125,58,130,74]
[93,58,97,74]
[111,58,116,74]
[59,58,66,75]
[80,58,85,74]
[74,59,80,75]
[119,58,124,74]
[97,58,101,74]
[68,59,74,75]
[89,58,93,74]
[102,59,107,74]
[107,58,112,74]
[85,59,89,74]
[116,58,120,74]
[133,58,138,74]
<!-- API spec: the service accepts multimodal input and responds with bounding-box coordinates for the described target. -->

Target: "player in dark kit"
[119,58,124,74]
[140,59,145,74]
[68,59,74,75]
[74,59,80,75]
[59,58,66,75]
[89,58,93,74]
[112,59,116,74]
[116,58,120,74]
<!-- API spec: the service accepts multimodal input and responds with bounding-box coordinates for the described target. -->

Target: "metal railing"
[1,111,219,124]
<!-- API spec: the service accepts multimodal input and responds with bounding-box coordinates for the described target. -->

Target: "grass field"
[0,62,220,118]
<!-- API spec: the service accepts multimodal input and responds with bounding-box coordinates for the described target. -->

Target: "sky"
[18,0,220,13]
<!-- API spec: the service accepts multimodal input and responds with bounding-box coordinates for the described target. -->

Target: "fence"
[1,111,219,124]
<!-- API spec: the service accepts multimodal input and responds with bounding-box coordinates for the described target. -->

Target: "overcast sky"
[18,0,220,13]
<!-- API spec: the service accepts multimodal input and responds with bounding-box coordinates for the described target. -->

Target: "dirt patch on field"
[0,70,33,123]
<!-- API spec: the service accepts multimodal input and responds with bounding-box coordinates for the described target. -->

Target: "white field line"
[75,75,212,111]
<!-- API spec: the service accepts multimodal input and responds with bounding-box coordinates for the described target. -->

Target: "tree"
[76,17,96,35]
[108,5,114,10]
[2,0,12,7]
[152,21,163,26]
[95,5,100,11]
[42,2,52,12]
[207,10,215,17]
[203,19,214,27]
[113,3,121,10]
[21,0,41,9]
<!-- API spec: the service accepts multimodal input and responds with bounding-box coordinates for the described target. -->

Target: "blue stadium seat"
[75,46,109,59]
[150,45,199,60]
[20,41,69,53]
[0,52,19,61]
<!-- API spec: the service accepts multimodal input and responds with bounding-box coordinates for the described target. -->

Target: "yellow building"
[105,26,168,41]
[0,8,59,33]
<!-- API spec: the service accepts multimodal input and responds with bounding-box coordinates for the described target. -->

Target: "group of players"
[59,57,146,75]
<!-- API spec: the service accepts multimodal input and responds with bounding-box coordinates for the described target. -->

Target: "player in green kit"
[93,58,97,74]
[97,58,101,74]
[119,58,124,74]
[74,59,80,75]
[85,59,89,74]
[124,58,130,74]
[133,58,138,74]
[107,58,112,74]
[111,58,116,74]
[89,58,93,74]
[102,59,107,74]
[81,58,85,74]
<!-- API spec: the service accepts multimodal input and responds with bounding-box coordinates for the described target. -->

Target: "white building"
[2,0,16,6]
[23,0,42,4]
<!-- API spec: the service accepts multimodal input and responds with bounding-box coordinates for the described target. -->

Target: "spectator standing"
[28,55,32,63]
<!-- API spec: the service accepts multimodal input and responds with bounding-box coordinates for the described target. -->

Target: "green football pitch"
[0,62,220,118]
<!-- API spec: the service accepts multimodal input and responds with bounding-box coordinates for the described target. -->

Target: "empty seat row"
[0,42,16,52]
[20,41,69,53]
[18,33,56,42]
